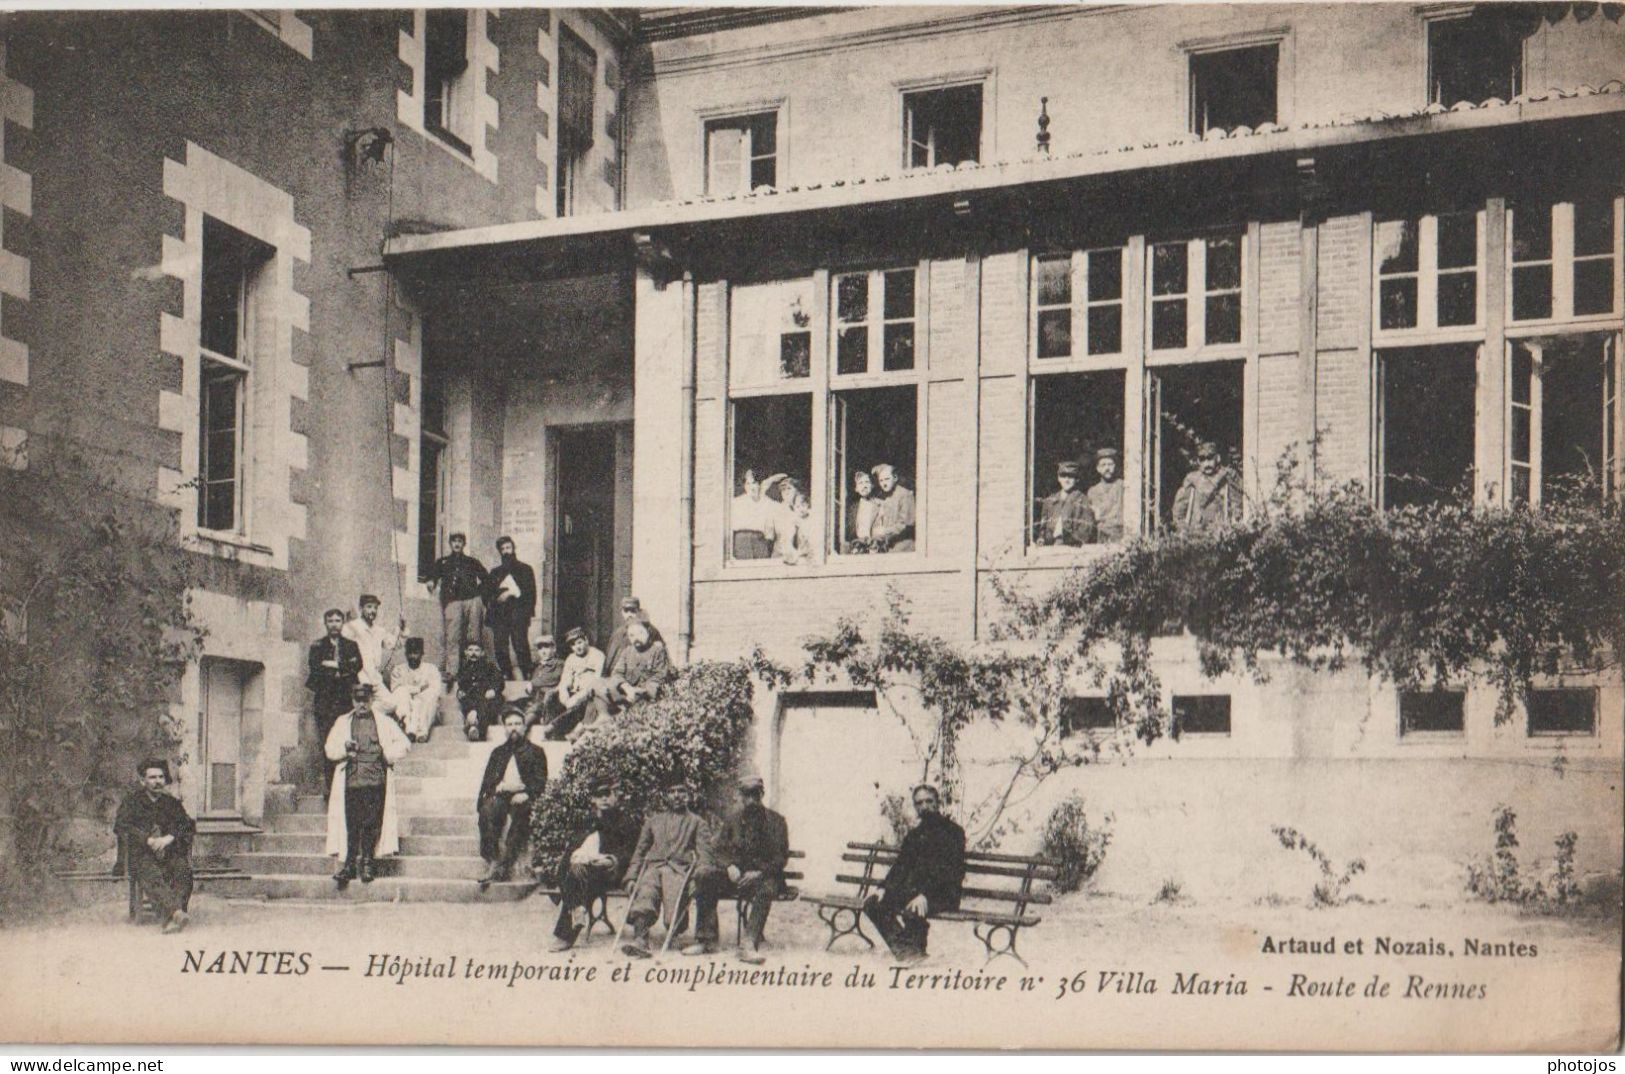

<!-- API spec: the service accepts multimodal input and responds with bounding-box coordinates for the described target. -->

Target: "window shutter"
[558,28,597,150]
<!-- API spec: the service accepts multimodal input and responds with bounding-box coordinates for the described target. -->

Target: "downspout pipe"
[677,271,697,662]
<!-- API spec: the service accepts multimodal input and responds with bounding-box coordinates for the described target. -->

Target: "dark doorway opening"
[553,425,619,651]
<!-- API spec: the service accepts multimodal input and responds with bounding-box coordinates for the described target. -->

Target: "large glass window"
[1375,211,1482,335]
[1030,370,1126,547]
[1376,345,1477,508]
[197,216,271,534]
[1509,335,1620,506]
[1147,361,1245,532]
[834,385,917,554]
[1149,233,1244,352]
[1510,200,1621,323]
[1033,248,1124,360]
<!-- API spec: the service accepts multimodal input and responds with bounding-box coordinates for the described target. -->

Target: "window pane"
[1151,298,1187,350]
[1511,264,1553,321]
[883,269,916,320]
[1527,688,1596,736]
[1437,213,1477,270]
[1511,206,1551,262]
[1574,258,1615,317]
[1151,242,1187,295]
[836,326,868,375]
[1573,199,1614,257]
[730,278,814,388]
[1376,219,1419,275]
[730,394,813,562]
[203,482,236,531]
[779,331,811,379]
[836,385,917,554]
[1437,271,1477,326]
[708,125,744,169]
[1512,464,1531,504]
[1035,256,1071,306]
[882,322,915,371]
[1205,293,1241,344]
[1511,343,1533,405]
[1379,278,1418,329]
[1036,308,1072,359]
[1205,235,1241,291]
[1087,249,1121,301]
[1087,304,1121,356]
[1060,697,1115,735]
[836,274,868,323]
[749,156,776,191]
[1173,695,1231,735]
[1511,405,1530,466]
[1400,691,1465,734]
[1031,370,1126,546]
[750,112,778,155]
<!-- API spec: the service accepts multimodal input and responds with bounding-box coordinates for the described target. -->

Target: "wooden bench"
[731,849,804,947]
[803,841,1060,967]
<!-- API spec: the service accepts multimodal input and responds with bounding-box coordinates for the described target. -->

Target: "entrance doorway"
[199,657,259,818]
[550,424,629,649]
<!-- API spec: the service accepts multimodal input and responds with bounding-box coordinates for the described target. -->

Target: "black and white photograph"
[0,0,1621,1053]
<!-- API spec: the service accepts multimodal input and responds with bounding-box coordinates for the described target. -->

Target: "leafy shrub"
[1272,826,1366,906]
[528,660,755,878]
[1039,794,1113,893]
[1465,805,1581,910]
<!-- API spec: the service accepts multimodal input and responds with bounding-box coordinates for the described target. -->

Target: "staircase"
[222,716,571,904]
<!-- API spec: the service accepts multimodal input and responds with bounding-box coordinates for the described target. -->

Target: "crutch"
[612,860,649,949]
[657,860,701,956]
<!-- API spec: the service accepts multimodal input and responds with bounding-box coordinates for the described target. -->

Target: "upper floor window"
[1033,247,1124,360]
[1149,232,1245,352]
[705,111,778,196]
[834,268,917,376]
[1508,334,1620,507]
[1189,43,1278,134]
[198,217,273,534]
[1509,200,1622,324]
[424,9,473,155]
[557,24,598,217]
[1374,211,1482,335]
[1427,9,1527,107]
[903,83,982,170]
[417,343,450,582]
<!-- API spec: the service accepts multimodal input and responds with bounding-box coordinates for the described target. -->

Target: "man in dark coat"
[484,535,537,682]
[112,759,196,933]
[1034,460,1097,546]
[476,709,549,886]
[601,596,665,674]
[455,641,505,741]
[520,634,565,734]
[863,783,965,961]
[548,780,640,952]
[425,532,488,680]
[684,774,789,964]
[307,608,364,778]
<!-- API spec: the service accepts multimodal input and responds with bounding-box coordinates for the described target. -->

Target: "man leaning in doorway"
[485,535,537,682]
[426,531,487,681]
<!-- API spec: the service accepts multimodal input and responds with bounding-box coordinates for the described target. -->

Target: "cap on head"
[588,778,615,797]
[564,626,586,644]
[449,531,467,543]
[738,773,765,793]
[535,633,556,649]
[359,594,381,608]
[1057,460,1081,478]
[620,597,642,613]
[501,707,526,724]
[404,637,424,655]
[323,608,345,621]
[138,758,173,782]
[1196,441,1219,461]
[351,683,374,701]
[1095,447,1121,461]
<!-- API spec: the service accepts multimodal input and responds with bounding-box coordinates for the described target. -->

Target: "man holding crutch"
[619,784,706,959]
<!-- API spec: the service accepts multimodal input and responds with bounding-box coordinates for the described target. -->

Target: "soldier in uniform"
[1171,440,1243,532]
[1087,447,1125,542]
[1034,460,1097,546]
[684,774,790,964]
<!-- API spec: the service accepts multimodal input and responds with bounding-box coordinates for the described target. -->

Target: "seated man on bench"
[620,783,705,959]
[549,779,639,952]
[113,759,196,933]
[863,783,965,962]
[684,773,789,965]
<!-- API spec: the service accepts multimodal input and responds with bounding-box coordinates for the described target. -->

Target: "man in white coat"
[325,683,411,885]
[342,593,402,694]
[388,637,442,742]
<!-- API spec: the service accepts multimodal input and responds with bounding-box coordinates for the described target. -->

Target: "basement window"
[1190,44,1279,134]
[903,83,982,170]
[1527,687,1597,737]
[1172,695,1231,736]
[1060,696,1116,737]
[1375,345,1477,508]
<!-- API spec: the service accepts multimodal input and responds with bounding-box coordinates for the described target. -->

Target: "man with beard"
[325,683,411,885]
[621,784,706,959]
[869,463,917,552]
[548,780,640,952]
[1171,440,1243,532]
[1087,447,1125,542]
[684,774,789,964]
[862,784,965,962]
[476,709,548,888]
[112,759,196,933]
[455,641,506,742]
[388,637,442,742]
[484,536,537,682]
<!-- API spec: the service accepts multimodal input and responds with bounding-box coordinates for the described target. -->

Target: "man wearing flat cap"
[1088,447,1125,542]
[1034,460,1097,547]
[1172,440,1243,533]
[325,682,410,884]
[684,774,790,964]
[601,596,665,674]
[307,608,364,785]
[424,531,487,680]
[520,633,565,735]
[113,759,195,933]
[549,779,639,952]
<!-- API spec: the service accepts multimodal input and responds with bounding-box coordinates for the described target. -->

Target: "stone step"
[266,813,326,833]
[253,831,481,856]
[216,874,536,904]
[394,757,450,777]
[405,814,478,836]
[234,853,488,880]
[396,797,477,817]
[295,794,326,815]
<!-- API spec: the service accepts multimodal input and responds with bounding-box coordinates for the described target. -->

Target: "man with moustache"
[484,536,537,682]
[113,759,196,933]
[476,709,549,888]
[862,783,965,962]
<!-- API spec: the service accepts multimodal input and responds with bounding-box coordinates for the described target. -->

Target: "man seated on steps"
[572,619,672,741]
[388,637,441,743]
[519,634,564,736]
[455,641,505,742]
[620,783,706,959]
[549,779,640,952]
[476,709,548,888]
